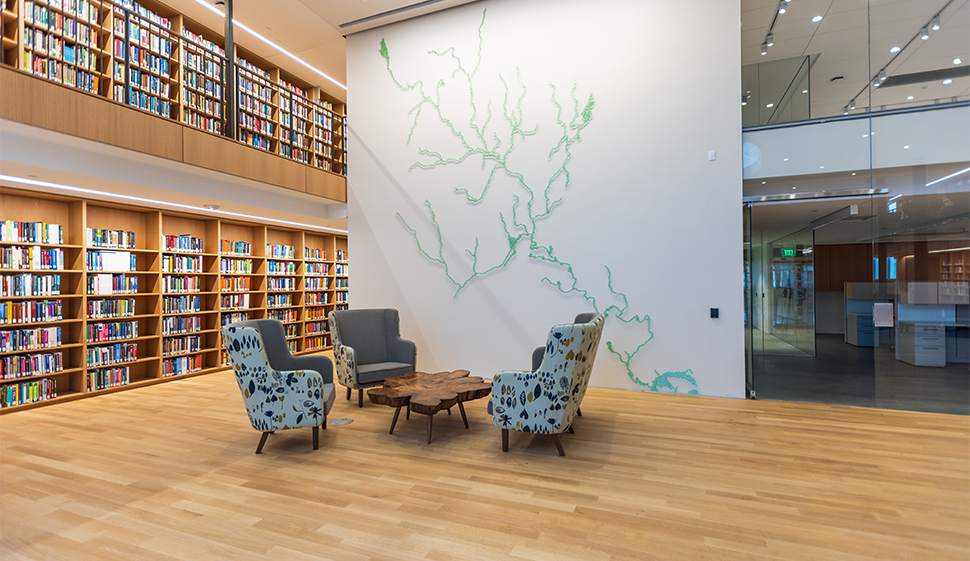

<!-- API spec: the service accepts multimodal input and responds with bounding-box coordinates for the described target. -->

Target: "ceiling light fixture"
[955,58,963,65]
[761,42,768,55]
[192,0,347,90]
[925,167,970,187]
[802,89,808,94]
[921,26,929,40]
[778,3,786,15]
[766,33,774,47]
[0,175,348,234]
[843,106,849,115]
[742,95,748,106]
[879,69,887,82]
[931,16,941,31]
[929,247,970,254]
[766,103,774,108]
[908,95,914,100]
[812,15,823,23]
[850,100,856,110]
[944,79,953,85]
[890,46,901,53]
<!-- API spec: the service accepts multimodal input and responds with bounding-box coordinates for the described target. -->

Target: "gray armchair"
[222,319,336,453]
[329,309,417,407]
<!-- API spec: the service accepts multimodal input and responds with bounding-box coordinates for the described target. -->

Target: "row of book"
[266,244,296,259]
[87,274,137,295]
[220,294,250,311]
[161,255,202,273]
[0,245,64,271]
[87,367,128,391]
[335,292,349,304]
[0,378,56,408]
[87,342,137,367]
[183,50,221,80]
[163,295,200,314]
[240,129,272,151]
[128,67,171,98]
[306,292,327,306]
[238,74,274,104]
[334,278,349,289]
[220,258,252,274]
[335,264,349,276]
[1,351,63,380]
[305,307,327,320]
[0,221,64,245]
[305,336,326,351]
[162,234,204,254]
[305,278,328,291]
[87,320,138,343]
[239,113,275,136]
[0,246,65,271]
[1,274,61,297]
[239,94,273,119]
[26,0,101,25]
[183,89,221,117]
[336,250,347,261]
[181,26,224,56]
[267,308,297,322]
[220,277,250,292]
[267,277,296,292]
[86,228,136,249]
[305,248,327,262]
[267,261,296,274]
[306,262,328,275]
[221,312,249,326]
[0,300,63,325]
[278,145,311,164]
[0,327,61,353]
[162,315,201,335]
[221,240,251,256]
[267,294,293,308]
[283,324,299,338]
[305,321,325,335]
[183,109,222,134]
[87,251,137,271]
[162,355,202,377]
[162,276,200,294]
[162,335,201,356]
[88,298,135,319]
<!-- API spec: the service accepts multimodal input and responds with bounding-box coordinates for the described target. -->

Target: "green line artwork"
[379,9,698,395]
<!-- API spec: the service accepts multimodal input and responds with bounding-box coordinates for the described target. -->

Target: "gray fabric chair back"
[331,309,400,365]
[231,319,333,382]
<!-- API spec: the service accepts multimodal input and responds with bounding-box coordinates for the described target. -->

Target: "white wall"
[346,0,745,397]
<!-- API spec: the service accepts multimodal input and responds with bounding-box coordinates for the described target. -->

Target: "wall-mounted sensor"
[710,308,719,318]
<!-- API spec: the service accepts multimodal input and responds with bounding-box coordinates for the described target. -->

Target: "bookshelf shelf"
[1,187,348,412]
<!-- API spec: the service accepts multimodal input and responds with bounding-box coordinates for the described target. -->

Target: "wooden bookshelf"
[0,186,348,412]
[1,0,347,175]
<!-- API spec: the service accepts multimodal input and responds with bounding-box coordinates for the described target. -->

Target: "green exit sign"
[782,249,795,257]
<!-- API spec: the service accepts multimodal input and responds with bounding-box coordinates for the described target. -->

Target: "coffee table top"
[367,370,492,415]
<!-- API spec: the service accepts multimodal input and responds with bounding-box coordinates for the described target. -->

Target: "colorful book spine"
[1,274,61,296]
[1,351,64,380]
[0,300,63,325]
[0,378,56,407]
[0,246,65,270]
[87,298,136,319]
[87,367,129,391]
[220,240,251,256]
[162,315,201,335]
[162,354,202,377]
[0,221,64,244]
[162,295,200,314]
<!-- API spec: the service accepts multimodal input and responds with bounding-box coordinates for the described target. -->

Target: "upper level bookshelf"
[1,186,348,412]
[0,0,346,175]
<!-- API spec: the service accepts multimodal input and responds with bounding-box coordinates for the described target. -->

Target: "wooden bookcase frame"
[0,186,348,412]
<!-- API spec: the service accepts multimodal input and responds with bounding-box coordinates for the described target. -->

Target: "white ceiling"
[742,0,970,119]
[161,0,481,102]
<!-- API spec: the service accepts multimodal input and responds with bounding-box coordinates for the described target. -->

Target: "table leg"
[427,413,433,445]
[389,406,402,434]
[458,400,469,429]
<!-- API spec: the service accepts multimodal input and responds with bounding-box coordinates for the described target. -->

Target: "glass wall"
[741,0,969,414]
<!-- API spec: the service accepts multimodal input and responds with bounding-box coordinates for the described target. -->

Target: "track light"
[843,106,849,115]
[850,100,856,110]
[761,42,768,55]
[931,16,940,31]
[766,33,774,47]
[778,3,786,14]
[742,95,748,106]
[921,26,929,40]
[879,69,887,82]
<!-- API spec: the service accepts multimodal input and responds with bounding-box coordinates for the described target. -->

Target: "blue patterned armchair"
[222,319,336,454]
[330,308,416,407]
[489,313,605,456]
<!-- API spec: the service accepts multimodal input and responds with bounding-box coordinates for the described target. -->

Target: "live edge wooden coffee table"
[367,370,492,444]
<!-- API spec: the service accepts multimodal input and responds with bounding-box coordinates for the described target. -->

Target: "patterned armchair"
[329,308,416,407]
[489,313,605,456]
[222,319,336,454]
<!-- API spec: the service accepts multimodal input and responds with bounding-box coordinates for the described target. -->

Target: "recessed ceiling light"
[792,187,796,190]
[851,173,856,176]
[762,181,766,184]
[908,95,914,100]
[802,89,808,94]
[944,79,953,85]
[955,58,963,65]
[904,145,910,149]
[890,46,901,53]
[812,15,823,23]
[766,103,774,108]
[820,166,825,169]
[784,158,789,161]
[863,134,869,138]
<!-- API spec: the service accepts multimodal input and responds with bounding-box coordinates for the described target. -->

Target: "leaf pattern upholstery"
[489,314,605,434]
[330,313,359,390]
[222,325,326,432]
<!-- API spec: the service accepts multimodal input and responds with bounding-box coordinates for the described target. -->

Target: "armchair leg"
[568,424,574,434]
[358,389,364,408]
[577,407,582,417]
[256,431,270,454]
[347,387,352,400]
[323,411,328,430]
[312,425,319,450]
[551,433,565,456]
[502,429,509,452]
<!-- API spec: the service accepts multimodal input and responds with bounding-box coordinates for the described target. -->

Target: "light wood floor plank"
[1,368,967,560]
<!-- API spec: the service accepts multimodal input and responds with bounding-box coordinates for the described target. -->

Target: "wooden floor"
[1,370,968,561]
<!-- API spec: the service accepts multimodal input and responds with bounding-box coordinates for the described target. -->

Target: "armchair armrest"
[387,337,416,367]
[332,342,359,389]
[271,354,333,384]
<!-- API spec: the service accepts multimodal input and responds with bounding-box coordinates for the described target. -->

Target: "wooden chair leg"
[256,431,270,454]
[577,407,582,417]
[312,425,319,450]
[347,387,352,400]
[551,433,565,456]
[568,424,574,434]
[358,389,364,408]
[322,411,327,430]
[502,429,509,452]
[406,407,410,420]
